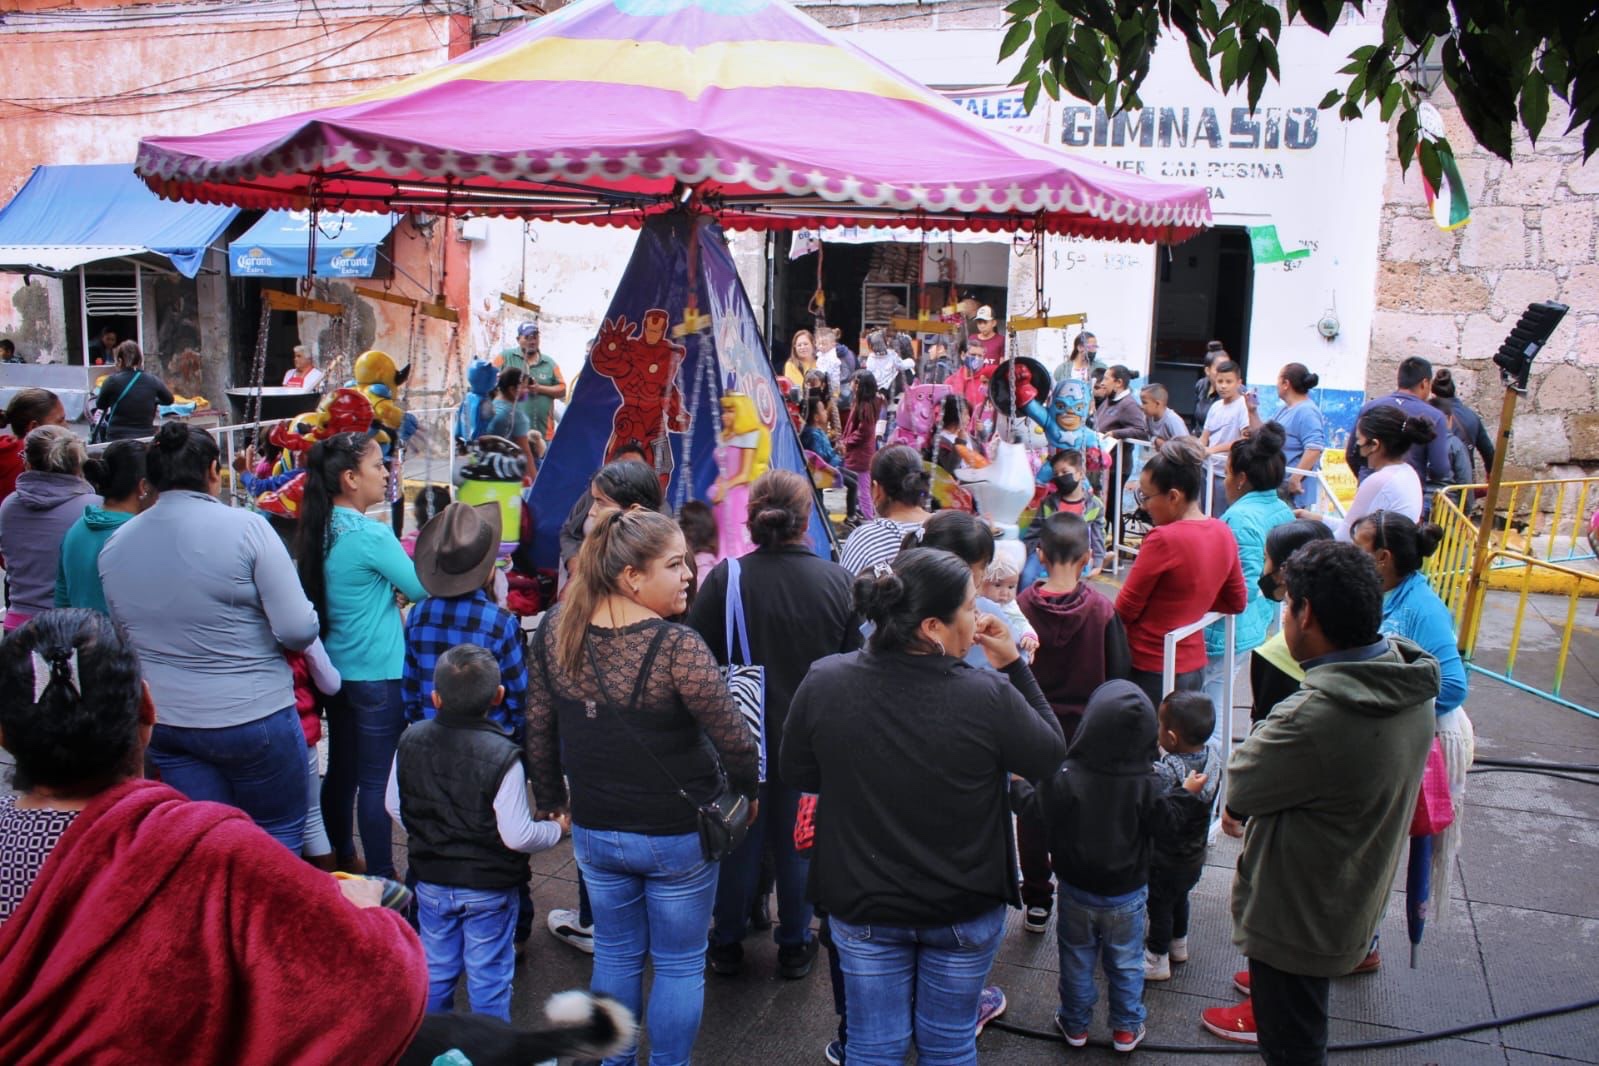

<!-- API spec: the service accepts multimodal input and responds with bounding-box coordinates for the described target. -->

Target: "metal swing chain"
[388,304,420,509]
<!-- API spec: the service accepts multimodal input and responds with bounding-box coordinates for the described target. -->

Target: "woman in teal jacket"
[55,440,151,613]
[1203,423,1295,730]
[295,432,426,877]
[1352,509,1472,924]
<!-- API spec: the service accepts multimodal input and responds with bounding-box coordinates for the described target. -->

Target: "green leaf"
[1220,40,1239,89]
[999,18,1033,62]
[1187,36,1215,86]
[1540,47,1570,100]
[1396,105,1420,172]
[1319,88,1343,110]
[1003,0,1038,16]
[1210,28,1236,59]
[1023,77,1043,116]
[1259,37,1281,80]
[1584,116,1599,161]
[1247,63,1268,108]
[1041,68,1060,98]
[1261,4,1281,38]
[1520,71,1550,144]
[1380,80,1403,122]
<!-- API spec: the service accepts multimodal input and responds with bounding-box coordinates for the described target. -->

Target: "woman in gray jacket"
[100,423,320,851]
[0,425,98,632]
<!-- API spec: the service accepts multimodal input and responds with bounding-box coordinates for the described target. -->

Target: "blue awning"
[228,210,397,278]
[0,164,238,278]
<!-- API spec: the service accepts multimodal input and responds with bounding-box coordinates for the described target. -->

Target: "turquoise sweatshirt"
[323,507,427,681]
[55,506,135,614]
[1381,570,1469,713]
[1205,489,1294,659]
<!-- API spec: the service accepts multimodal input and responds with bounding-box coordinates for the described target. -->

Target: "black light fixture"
[1493,301,1569,393]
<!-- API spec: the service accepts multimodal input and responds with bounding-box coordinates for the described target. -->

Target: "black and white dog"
[398,991,634,1065]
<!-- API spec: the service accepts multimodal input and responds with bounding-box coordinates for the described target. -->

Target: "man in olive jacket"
[1215,541,1438,1065]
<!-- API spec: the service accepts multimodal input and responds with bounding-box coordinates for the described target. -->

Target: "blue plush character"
[455,359,499,446]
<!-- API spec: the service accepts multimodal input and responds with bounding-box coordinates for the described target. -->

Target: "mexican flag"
[1417,103,1471,231]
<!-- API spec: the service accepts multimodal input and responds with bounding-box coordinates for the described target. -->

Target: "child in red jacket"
[287,639,342,871]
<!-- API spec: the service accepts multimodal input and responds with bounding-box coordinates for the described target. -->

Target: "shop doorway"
[772,233,1007,367]
[1148,226,1253,424]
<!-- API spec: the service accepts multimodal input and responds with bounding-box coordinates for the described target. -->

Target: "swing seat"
[458,477,525,557]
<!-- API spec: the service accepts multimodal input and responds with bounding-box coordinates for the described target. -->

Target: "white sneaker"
[1169,936,1189,963]
[546,908,595,954]
[1143,948,1171,981]
[1023,906,1050,933]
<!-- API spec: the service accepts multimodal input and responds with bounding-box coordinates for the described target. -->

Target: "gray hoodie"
[0,472,99,618]
[1228,635,1438,977]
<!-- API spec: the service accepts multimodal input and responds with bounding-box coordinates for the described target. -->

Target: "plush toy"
[352,349,417,452]
[889,383,950,452]
[712,387,772,561]
[455,360,499,447]
[1044,379,1108,472]
[254,388,380,517]
[958,441,1038,540]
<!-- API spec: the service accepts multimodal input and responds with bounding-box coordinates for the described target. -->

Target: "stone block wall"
[1376,91,1599,479]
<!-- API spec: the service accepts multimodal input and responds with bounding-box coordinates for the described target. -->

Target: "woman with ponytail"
[56,439,152,614]
[1269,362,1326,509]
[1298,404,1430,541]
[1201,423,1295,724]
[100,423,318,850]
[687,470,861,980]
[295,432,425,876]
[781,548,1066,1065]
[526,506,757,1065]
[838,444,932,574]
[1352,509,1472,923]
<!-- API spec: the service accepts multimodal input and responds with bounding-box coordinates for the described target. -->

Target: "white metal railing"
[1163,610,1237,841]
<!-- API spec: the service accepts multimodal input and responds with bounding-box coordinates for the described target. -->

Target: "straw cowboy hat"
[414,502,503,599]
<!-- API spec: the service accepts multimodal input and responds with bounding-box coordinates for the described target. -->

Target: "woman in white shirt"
[1298,403,1430,541]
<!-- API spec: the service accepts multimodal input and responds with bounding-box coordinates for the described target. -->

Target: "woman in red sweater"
[1115,437,1247,707]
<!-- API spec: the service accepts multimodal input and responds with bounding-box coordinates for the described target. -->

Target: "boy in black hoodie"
[1012,680,1205,1054]
[1015,511,1131,934]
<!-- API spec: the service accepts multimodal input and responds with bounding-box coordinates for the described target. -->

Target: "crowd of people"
[0,320,1482,1066]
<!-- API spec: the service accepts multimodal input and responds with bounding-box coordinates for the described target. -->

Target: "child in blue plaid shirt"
[403,503,528,743]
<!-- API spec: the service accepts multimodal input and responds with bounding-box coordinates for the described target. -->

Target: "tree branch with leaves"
[1000,0,1599,188]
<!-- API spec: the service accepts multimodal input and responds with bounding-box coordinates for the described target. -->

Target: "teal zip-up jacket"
[55,506,135,614]
[1205,488,1294,659]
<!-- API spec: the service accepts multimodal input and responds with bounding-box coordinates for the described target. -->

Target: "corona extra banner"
[530,212,830,568]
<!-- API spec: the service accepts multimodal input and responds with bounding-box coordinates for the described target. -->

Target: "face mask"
[1053,474,1079,496]
[1257,571,1282,601]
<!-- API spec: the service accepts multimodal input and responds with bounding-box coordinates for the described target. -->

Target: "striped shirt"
[839,519,924,576]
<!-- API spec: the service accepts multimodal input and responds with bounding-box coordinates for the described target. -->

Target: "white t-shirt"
[1203,396,1250,475]
[1332,462,1423,542]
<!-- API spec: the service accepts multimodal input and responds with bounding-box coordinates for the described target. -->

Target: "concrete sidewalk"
[499,589,1599,1064]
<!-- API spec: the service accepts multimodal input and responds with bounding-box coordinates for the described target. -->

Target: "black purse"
[584,632,751,862]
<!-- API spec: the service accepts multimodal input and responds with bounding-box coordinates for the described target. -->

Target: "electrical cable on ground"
[986,995,1599,1053]
[985,757,1599,1054]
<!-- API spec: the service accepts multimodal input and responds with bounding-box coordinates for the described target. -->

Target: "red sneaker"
[1351,948,1381,974]
[1112,1024,1147,1052]
[1201,998,1258,1044]
[1232,969,1250,996]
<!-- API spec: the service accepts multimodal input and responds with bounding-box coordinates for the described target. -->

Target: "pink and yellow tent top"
[136,0,1210,242]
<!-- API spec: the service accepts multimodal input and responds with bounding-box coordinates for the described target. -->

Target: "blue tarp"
[0,164,238,278]
[228,210,396,277]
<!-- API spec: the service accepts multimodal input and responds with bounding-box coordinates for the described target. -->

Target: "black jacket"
[781,650,1066,926]
[397,714,529,890]
[96,369,174,441]
[686,544,862,784]
[1011,680,1184,897]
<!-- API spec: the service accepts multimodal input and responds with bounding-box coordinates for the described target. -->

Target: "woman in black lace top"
[526,506,756,1066]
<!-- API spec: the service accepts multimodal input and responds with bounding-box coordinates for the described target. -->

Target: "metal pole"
[1459,386,1520,656]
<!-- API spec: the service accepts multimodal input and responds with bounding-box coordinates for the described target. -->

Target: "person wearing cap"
[402,502,528,743]
[971,306,1005,368]
[498,322,567,439]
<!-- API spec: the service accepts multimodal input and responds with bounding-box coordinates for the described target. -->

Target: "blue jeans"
[416,882,519,1021]
[321,679,405,878]
[711,781,813,948]
[147,704,306,851]
[829,904,1007,1066]
[574,826,719,1066]
[1056,882,1148,1034]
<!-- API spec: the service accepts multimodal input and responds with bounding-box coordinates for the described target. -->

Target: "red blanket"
[0,779,427,1065]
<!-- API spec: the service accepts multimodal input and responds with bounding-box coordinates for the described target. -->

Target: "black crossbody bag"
[583,631,751,862]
